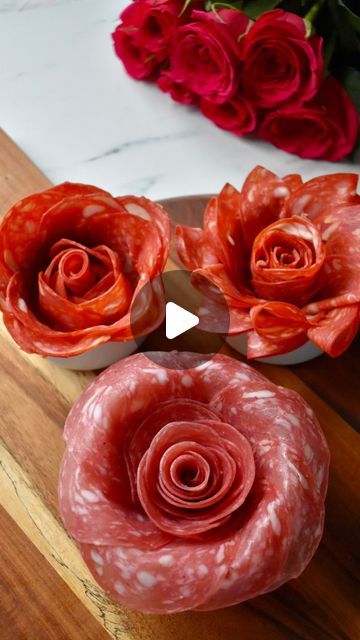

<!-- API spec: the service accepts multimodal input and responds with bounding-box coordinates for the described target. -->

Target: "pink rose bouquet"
[112,1,359,161]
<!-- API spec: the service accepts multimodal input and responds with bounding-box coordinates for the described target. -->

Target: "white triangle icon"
[165,302,199,340]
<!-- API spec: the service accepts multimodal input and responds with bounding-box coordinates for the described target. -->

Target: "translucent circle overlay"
[131,269,230,370]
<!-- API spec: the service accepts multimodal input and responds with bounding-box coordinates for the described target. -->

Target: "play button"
[130,268,230,369]
[166,302,199,339]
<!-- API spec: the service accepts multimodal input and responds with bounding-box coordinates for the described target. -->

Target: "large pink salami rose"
[59,351,329,614]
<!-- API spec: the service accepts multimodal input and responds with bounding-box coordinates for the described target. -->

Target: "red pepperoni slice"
[213,184,247,286]
[59,352,330,613]
[299,203,360,355]
[246,329,309,359]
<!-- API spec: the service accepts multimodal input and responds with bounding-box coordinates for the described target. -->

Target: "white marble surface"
[1,0,358,201]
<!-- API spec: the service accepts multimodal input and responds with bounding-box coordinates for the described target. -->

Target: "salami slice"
[1,183,110,273]
[299,202,360,355]
[307,305,360,357]
[59,351,330,613]
[0,184,170,357]
[4,271,164,355]
[250,217,325,306]
[245,302,309,358]
[175,225,218,271]
[198,297,253,334]
[283,173,358,219]
[240,167,301,252]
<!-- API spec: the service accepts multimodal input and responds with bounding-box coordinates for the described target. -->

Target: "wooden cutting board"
[0,129,359,640]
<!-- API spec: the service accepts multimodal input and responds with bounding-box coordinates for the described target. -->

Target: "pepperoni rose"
[0,183,170,357]
[59,351,329,613]
[175,167,360,359]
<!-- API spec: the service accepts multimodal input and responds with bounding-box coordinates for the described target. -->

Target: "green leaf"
[337,1,360,34]
[343,67,360,113]
[329,0,360,53]
[243,0,281,20]
[323,31,337,68]
[211,1,241,12]
[304,0,326,24]
[304,17,313,37]
[351,137,360,164]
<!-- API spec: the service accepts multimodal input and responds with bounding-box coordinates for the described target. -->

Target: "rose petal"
[241,9,323,107]
[200,96,256,136]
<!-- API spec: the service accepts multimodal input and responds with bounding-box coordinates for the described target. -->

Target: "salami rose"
[59,352,329,613]
[0,183,170,357]
[59,351,329,614]
[175,167,360,358]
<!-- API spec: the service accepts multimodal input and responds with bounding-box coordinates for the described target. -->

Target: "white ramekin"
[47,338,144,370]
[225,334,323,365]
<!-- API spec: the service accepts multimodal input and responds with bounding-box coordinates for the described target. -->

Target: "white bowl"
[225,334,323,365]
[47,338,144,370]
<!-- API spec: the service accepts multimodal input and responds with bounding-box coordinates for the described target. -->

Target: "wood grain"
[0,128,359,640]
[0,505,108,640]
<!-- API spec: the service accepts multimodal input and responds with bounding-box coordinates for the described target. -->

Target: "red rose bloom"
[157,71,198,105]
[241,9,323,108]
[259,76,359,161]
[169,9,250,103]
[112,0,184,80]
[200,96,256,136]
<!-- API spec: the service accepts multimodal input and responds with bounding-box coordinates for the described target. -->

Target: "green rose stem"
[305,0,327,24]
